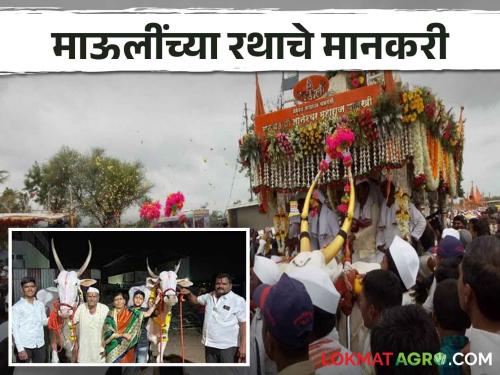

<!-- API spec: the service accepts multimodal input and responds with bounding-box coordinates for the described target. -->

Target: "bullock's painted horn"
[77,241,92,277]
[299,170,324,252]
[51,238,65,272]
[174,261,181,274]
[322,167,355,264]
[146,258,159,278]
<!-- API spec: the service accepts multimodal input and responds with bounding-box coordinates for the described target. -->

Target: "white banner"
[0,8,498,72]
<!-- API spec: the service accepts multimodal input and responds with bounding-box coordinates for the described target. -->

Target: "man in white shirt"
[376,180,426,252]
[12,277,48,363]
[458,235,500,374]
[73,287,109,363]
[181,273,247,363]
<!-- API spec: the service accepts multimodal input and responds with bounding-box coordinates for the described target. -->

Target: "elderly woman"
[103,291,146,363]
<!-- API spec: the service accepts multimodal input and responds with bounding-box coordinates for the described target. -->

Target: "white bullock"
[36,239,95,363]
[128,259,192,363]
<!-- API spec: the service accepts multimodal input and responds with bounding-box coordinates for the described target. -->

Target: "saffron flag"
[255,73,265,116]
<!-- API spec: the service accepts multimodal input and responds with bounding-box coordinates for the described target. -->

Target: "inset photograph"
[8,229,248,366]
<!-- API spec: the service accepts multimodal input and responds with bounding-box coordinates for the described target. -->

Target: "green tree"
[24,147,82,212]
[76,149,152,227]
[24,147,152,227]
[0,187,30,213]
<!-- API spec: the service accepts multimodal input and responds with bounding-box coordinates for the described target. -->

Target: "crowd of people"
[249,177,500,374]
[10,273,246,364]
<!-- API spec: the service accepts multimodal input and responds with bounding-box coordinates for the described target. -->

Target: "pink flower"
[319,159,330,172]
[140,201,161,222]
[344,182,351,193]
[325,128,355,161]
[337,203,348,214]
[351,78,359,88]
[165,191,185,217]
[342,152,352,167]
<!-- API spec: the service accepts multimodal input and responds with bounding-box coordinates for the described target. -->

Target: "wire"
[225,107,247,210]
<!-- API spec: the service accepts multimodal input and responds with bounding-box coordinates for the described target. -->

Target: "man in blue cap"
[423,235,464,313]
[253,273,315,375]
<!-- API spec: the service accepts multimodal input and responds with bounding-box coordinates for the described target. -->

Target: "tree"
[76,149,152,227]
[24,147,82,212]
[24,147,152,227]
[0,188,30,213]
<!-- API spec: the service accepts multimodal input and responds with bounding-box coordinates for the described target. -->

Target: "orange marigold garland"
[422,123,440,191]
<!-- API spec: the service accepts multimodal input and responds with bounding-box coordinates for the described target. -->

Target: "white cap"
[254,256,280,285]
[87,287,99,294]
[287,265,340,314]
[442,228,460,240]
[389,236,419,290]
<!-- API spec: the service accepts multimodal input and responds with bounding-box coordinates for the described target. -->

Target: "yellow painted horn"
[299,170,323,252]
[322,167,355,263]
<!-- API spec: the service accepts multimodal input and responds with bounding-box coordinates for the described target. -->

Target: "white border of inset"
[8,227,250,367]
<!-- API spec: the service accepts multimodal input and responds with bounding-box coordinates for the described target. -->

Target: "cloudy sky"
[1,1,500,223]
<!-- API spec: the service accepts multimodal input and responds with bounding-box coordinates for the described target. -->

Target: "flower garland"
[351,108,379,146]
[165,191,185,217]
[401,88,424,124]
[395,189,411,241]
[325,126,355,161]
[325,123,355,214]
[276,132,294,158]
[372,90,402,136]
[299,122,325,154]
[338,182,350,215]
[430,136,440,181]
[423,123,440,191]
[440,149,449,186]
[140,201,161,222]
[411,120,426,188]
[448,154,457,197]
[238,133,261,168]
[238,83,464,202]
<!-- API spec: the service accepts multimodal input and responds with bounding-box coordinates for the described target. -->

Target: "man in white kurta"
[376,180,426,251]
[317,191,340,249]
[351,178,382,264]
[74,287,109,363]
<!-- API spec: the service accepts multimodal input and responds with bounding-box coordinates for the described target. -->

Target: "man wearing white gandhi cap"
[381,235,420,305]
[73,287,109,363]
[250,256,279,375]
[289,266,362,375]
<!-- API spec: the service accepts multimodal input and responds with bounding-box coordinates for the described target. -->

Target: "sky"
[1,0,500,223]
[1,71,499,224]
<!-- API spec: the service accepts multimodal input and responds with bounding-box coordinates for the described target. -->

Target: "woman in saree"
[103,291,144,363]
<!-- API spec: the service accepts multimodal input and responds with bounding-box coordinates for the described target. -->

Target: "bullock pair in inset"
[38,239,191,363]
